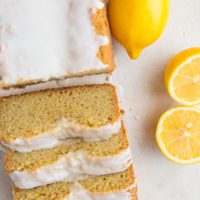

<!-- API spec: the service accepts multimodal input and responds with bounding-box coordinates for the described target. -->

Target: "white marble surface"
[1,0,200,199]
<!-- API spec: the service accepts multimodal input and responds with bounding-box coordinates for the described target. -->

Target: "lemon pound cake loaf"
[13,166,137,200]
[0,84,121,153]
[4,125,131,189]
[0,0,114,89]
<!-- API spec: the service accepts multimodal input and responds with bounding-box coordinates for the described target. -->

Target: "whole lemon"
[108,0,169,59]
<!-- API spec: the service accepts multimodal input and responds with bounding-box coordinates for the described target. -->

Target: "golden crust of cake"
[0,0,114,89]
[0,84,120,142]
[4,123,128,172]
[13,166,136,200]
[131,187,138,200]
[94,0,115,71]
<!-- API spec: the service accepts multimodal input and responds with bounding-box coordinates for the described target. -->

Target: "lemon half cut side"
[156,106,200,165]
[165,48,200,106]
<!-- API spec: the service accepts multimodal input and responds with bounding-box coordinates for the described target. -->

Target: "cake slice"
[0,0,114,89]
[4,124,131,189]
[0,84,121,153]
[0,74,111,97]
[13,166,137,200]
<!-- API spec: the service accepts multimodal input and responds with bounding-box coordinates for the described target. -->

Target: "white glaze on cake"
[10,148,132,189]
[0,0,108,85]
[1,117,121,153]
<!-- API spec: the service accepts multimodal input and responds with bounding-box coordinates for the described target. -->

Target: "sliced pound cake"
[4,124,131,189]
[13,166,137,200]
[0,0,114,89]
[0,84,120,153]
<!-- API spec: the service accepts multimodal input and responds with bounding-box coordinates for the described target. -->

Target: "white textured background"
[1,0,200,199]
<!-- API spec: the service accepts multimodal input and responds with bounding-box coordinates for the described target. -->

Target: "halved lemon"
[156,107,200,164]
[165,47,200,106]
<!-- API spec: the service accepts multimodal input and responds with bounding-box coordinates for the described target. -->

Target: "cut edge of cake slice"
[0,84,120,153]
[13,166,137,200]
[4,123,131,189]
